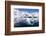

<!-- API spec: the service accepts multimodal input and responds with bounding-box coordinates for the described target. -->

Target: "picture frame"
[5,1,45,35]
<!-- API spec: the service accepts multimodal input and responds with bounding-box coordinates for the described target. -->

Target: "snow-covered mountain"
[14,9,39,25]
